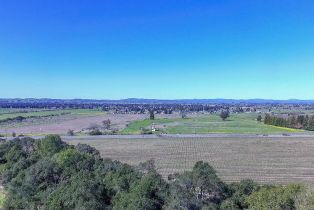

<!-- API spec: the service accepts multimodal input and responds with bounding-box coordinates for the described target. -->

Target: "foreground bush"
[246,184,303,210]
[0,136,310,210]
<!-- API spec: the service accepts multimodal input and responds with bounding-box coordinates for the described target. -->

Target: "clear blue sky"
[1,0,314,99]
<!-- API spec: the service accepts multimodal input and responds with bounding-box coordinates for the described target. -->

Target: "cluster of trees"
[102,104,233,115]
[264,114,314,131]
[85,119,117,136]
[0,136,313,210]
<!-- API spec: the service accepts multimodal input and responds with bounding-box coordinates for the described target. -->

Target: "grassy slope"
[0,109,103,120]
[121,113,302,134]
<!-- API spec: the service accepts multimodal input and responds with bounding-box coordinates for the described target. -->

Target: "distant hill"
[1,98,314,104]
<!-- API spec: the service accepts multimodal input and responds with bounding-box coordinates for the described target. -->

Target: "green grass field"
[0,108,14,114]
[0,108,103,120]
[120,118,183,134]
[121,113,302,134]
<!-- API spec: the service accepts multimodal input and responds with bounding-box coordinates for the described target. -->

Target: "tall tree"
[149,110,155,120]
[220,110,230,121]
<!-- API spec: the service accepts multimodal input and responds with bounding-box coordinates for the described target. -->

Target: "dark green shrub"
[89,129,103,135]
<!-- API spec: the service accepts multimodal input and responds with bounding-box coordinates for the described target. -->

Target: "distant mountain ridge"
[1,98,314,104]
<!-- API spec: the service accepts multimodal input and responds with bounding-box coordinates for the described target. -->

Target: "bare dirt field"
[67,136,314,185]
[0,113,181,135]
[0,114,148,135]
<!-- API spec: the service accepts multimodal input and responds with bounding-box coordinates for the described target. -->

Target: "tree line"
[0,99,265,115]
[0,136,313,209]
[264,114,314,131]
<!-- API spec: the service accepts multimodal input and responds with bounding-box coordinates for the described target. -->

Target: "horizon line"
[1,98,314,101]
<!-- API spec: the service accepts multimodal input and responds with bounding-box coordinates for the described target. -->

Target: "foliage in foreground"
[0,135,313,210]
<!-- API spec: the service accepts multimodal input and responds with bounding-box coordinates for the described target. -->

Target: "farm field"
[0,110,150,136]
[67,136,314,185]
[0,108,103,120]
[121,113,302,134]
[0,108,105,135]
[0,109,310,136]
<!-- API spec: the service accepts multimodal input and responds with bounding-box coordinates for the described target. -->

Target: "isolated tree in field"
[257,115,262,122]
[67,129,74,136]
[102,119,111,129]
[149,110,155,120]
[220,110,230,121]
[180,110,187,119]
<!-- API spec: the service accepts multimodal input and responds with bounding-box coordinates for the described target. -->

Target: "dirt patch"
[0,114,146,135]
[0,114,179,135]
